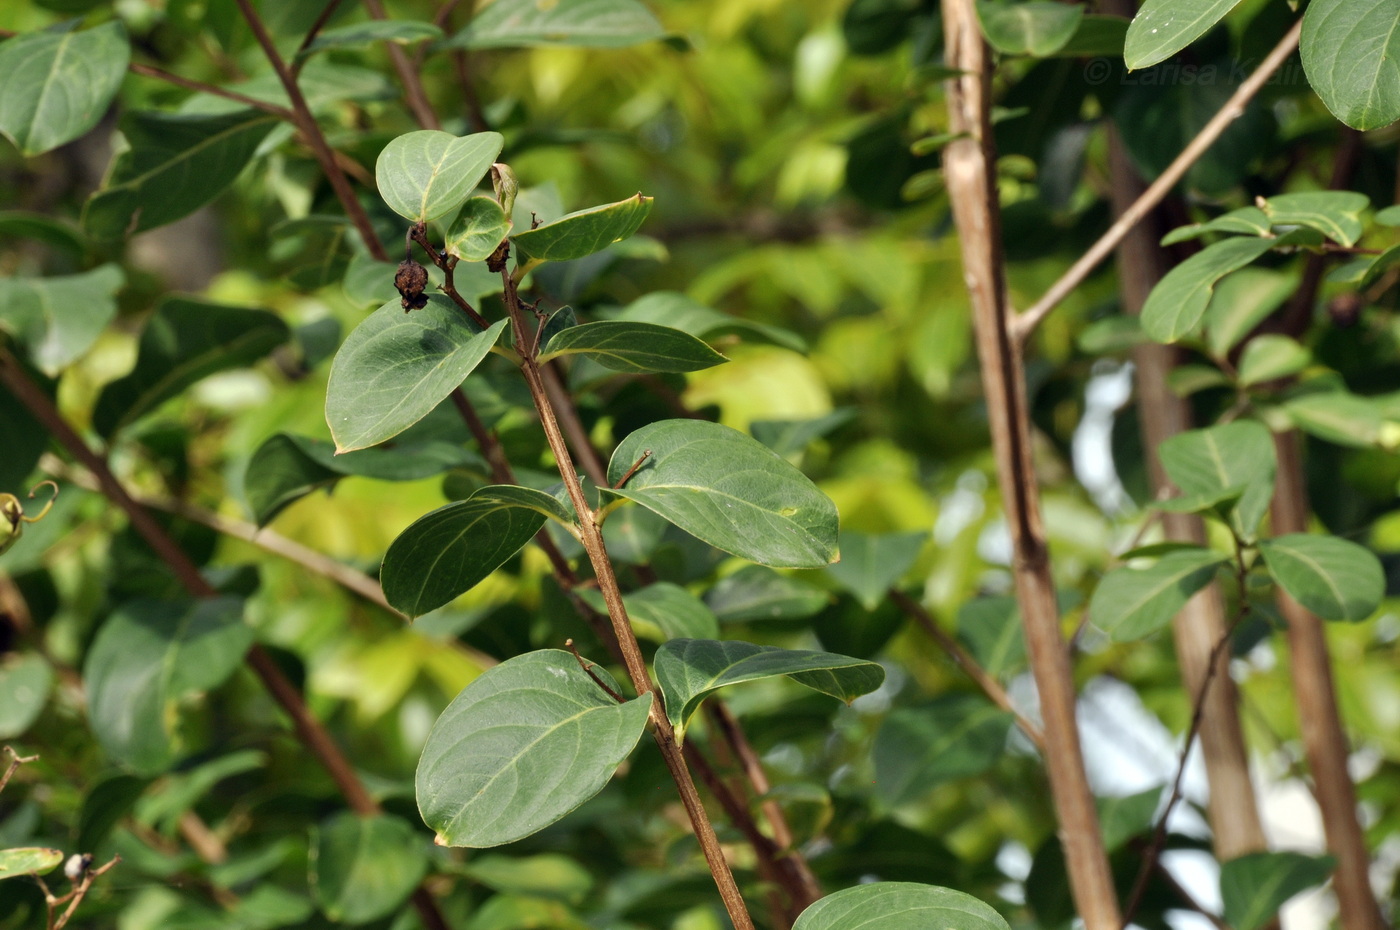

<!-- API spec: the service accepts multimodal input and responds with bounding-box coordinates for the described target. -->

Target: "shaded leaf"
[0,263,123,376]
[540,320,727,373]
[578,582,719,642]
[1258,534,1384,622]
[84,109,279,239]
[1238,335,1310,387]
[302,19,443,55]
[794,882,1010,930]
[512,194,652,264]
[874,695,1014,806]
[0,21,129,156]
[83,597,253,774]
[442,0,666,50]
[1158,420,1276,538]
[416,649,652,847]
[603,420,840,569]
[957,597,1025,679]
[1221,852,1336,930]
[751,409,858,457]
[0,652,52,739]
[620,290,807,353]
[1098,788,1161,853]
[0,210,86,258]
[464,853,593,904]
[93,298,290,438]
[1053,15,1129,57]
[824,530,925,610]
[375,130,504,223]
[1142,236,1279,343]
[446,196,511,262]
[1089,548,1228,641]
[1161,207,1271,245]
[311,813,429,924]
[705,565,831,622]
[976,1,1083,57]
[326,296,507,452]
[1301,0,1400,130]
[1124,0,1246,70]
[1204,268,1296,357]
[653,638,884,738]
[1262,191,1369,247]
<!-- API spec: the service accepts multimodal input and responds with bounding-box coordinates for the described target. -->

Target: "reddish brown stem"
[290,0,350,75]
[362,0,441,129]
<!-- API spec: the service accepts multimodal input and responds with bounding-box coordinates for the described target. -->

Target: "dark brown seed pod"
[395,259,429,311]
[486,241,510,273]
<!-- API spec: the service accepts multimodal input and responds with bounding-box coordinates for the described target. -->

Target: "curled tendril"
[23,480,59,524]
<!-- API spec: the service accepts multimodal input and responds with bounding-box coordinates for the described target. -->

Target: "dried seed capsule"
[395,259,429,311]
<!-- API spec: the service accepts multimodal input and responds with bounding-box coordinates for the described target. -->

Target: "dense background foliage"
[1,0,1399,928]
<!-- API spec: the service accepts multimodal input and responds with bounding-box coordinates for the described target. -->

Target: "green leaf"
[301,19,443,55]
[179,61,397,116]
[1141,236,1278,343]
[512,194,653,264]
[1221,852,1336,930]
[464,853,593,904]
[245,432,477,526]
[1359,243,1400,290]
[1161,207,1271,245]
[794,882,1010,930]
[957,597,1025,679]
[442,0,666,50]
[653,638,884,738]
[1301,0,1400,131]
[1237,335,1311,387]
[416,649,652,847]
[602,420,839,569]
[83,597,253,774]
[0,210,86,258]
[445,196,511,262]
[468,895,590,930]
[1097,788,1162,853]
[381,486,562,619]
[874,695,1015,806]
[1258,534,1384,622]
[83,109,279,239]
[976,1,1083,57]
[93,298,290,439]
[824,530,925,610]
[0,21,129,156]
[0,264,123,376]
[0,848,64,881]
[620,291,807,353]
[578,582,719,642]
[751,410,858,457]
[1262,191,1369,247]
[705,565,832,622]
[1204,268,1296,357]
[1284,390,1384,447]
[1158,421,1276,538]
[1123,0,1246,70]
[375,130,504,223]
[1052,15,1129,57]
[325,296,508,452]
[0,653,52,739]
[311,813,429,924]
[1089,549,1228,641]
[539,321,728,373]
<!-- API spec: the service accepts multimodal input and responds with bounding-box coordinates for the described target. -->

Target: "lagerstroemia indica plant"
[317,127,1008,930]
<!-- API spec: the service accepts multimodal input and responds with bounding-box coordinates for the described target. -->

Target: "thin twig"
[48,855,120,930]
[129,64,294,118]
[362,0,441,129]
[0,746,39,796]
[1014,21,1304,340]
[290,0,351,76]
[891,590,1046,751]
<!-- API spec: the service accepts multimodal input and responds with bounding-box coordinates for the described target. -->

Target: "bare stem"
[362,0,441,129]
[940,2,1120,926]
[290,0,350,76]
[1014,20,1304,339]
[0,746,39,796]
[129,63,294,118]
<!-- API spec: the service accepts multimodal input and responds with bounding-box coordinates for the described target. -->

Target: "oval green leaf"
[1284,390,1384,448]
[0,263,123,376]
[446,196,511,262]
[705,564,831,622]
[511,193,652,264]
[539,320,728,373]
[442,0,666,50]
[1301,0,1400,131]
[824,530,926,610]
[0,847,64,881]
[794,882,1010,930]
[0,21,130,156]
[311,813,429,924]
[975,1,1083,57]
[375,130,504,222]
[326,296,507,452]
[1237,335,1310,388]
[577,582,719,642]
[0,652,53,739]
[1221,852,1336,930]
[381,486,564,618]
[94,297,290,439]
[1089,548,1228,641]
[83,109,280,240]
[302,19,443,56]
[1262,191,1369,247]
[874,695,1015,806]
[1123,0,1245,70]
[1158,420,1276,538]
[416,649,652,847]
[1257,534,1384,622]
[603,419,840,569]
[1142,236,1280,343]
[83,597,253,774]
[654,638,884,738]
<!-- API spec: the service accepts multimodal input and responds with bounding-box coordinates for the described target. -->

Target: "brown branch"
[128,64,294,119]
[362,0,441,129]
[891,590,1045,751]
[940,3,1121,928]
[48,855,119,930]
[541,362,608,486]
[290,0,351,76]
[232,0,386,262]
[0,746,39,796]
[1015,20,1304,340]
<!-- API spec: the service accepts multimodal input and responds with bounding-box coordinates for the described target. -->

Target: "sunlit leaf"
[1301,0,1400,130]
[976,1,1083,57]
[442,0,666,50]
[539,321,727,373]
[1089,549,1228,641]
[0,21,129,156]
[1258,534,1384,622]
[0,848,63,881]
[793,881,1010,930]
[1262,191,1369,247]
[445,196,512,262]
[1158,420,1275,538]
[1123,0,1246,70]
[512,194,652,264]
[375,130,504,223]
[0,264,123,376]
[1141,236,1279,343]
